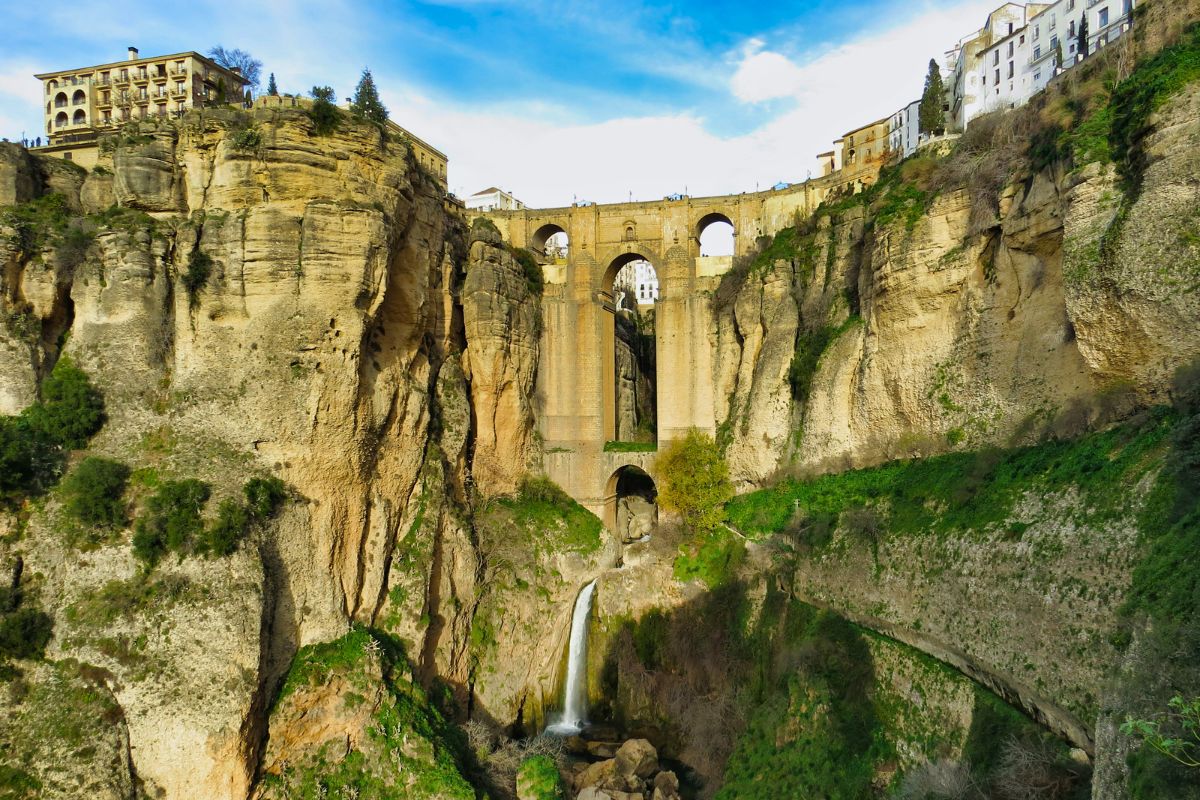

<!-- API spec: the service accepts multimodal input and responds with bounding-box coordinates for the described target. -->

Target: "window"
[1008,42,1014,57]
[1050,15,1056,30]
[995,68,1001,85]
[1034,70,1041,81]
[1069,20,1076,36]
[1051,35,1059,50]
[1099,7,1109,26]
[1008,22,1014,35]
[64,152,72,161]
[1034,26,1040,41]
[994,50,1000,65]
[1035,45,1042,59]
[1020,34,1026,44]
[1008,62,1014,78]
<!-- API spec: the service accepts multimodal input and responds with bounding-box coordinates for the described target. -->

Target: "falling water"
[546,580,597,734]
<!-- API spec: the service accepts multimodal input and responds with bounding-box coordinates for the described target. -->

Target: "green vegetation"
[64,573,193,628]
[788,317,860,403]
[229,125,262,151]
[0,357,105,505]
[350,67,389,126]
[132,475,287,565]
[0,575,52,666]
[602,440,657,453]
[182,249,213,308]
[655,429,732,536]
[717,604,889,800]
[672,528,745,589]
[308,86,341,135]
[517,755,566,800]
[1122,696,1200,769]
[60,456,130,528]
[510,246,544,295]
[264,628,475,799]
[919,57,946,136]
[481,476,603,557]
[728,406,1173,543]
[132,479,210,564]
[0,193,72,254]
[266,72,278,96]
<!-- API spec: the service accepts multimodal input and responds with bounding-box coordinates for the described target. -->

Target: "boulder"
[615,738,658,779]
[576,758,617,791]
[652,769,681,800]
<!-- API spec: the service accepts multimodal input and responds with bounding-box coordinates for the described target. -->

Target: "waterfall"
[546,580,597,734]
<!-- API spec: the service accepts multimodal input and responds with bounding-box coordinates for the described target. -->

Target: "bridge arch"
[696,211,735,257]
[531,222,568,259]
[603,465,658,538]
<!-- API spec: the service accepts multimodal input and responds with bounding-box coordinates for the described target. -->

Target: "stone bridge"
[485,176,843,525]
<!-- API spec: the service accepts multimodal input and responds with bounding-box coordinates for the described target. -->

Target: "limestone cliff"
[0,107,564,798]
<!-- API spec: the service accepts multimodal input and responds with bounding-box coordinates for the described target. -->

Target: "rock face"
[713,91,1200,488]
[0,108,557,798]
[463,219,541,496]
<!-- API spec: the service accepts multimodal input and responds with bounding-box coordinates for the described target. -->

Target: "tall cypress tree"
[919,58,946,136]
[351,68,388,125]
[266,72,278,96]
[1077,15,1090,59]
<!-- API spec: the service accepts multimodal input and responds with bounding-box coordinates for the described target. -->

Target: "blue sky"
[0,0,999,206]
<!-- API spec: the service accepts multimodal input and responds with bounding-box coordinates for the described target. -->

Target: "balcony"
[113,75,131,87]
[133,73,150,84]
[170,86,188,98]
[170,67,187,77]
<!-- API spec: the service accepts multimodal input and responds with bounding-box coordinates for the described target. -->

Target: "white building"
[615,260,659,308]
[950,1,1138,130]
[888,99,922,159]
[466,187,525,213]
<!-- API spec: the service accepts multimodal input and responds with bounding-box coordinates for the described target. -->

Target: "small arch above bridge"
[604,465,658,539]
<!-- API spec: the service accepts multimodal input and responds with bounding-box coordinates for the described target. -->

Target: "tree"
[1123,696,1200,769]
[308,86,341,136]
[61,456,130,527]
[266,72,278,96]
[654,429,732,535]
[1077,15,1090,60]
[207,46,262,92]
[1055,38,1065,69]
[919,58,946,136]
[350,68,388,125]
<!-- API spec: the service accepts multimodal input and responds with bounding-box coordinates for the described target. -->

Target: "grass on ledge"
[728,406,1175,542]
[603,441,657,453]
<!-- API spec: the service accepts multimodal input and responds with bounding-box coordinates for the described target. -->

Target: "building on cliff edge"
[33,47,250,168]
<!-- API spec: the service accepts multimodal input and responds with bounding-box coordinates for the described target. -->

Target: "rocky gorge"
[0,2,1199,798]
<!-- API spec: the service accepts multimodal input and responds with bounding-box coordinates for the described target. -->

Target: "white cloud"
[730,39,806,103]
[398,0,1001,206]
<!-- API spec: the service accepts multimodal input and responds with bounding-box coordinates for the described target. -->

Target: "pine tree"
[1055,39,1064,69]
[266,72,278,96]
[918,58,946,136]
[1077,14,1090,59]
[351,68,388,125]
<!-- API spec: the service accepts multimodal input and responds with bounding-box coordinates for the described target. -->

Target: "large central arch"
[601,251,658,443]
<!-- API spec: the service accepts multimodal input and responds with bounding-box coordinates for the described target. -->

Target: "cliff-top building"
[34,47,249,168]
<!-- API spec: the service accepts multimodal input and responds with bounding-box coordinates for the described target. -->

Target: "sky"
[0,0,1000,207]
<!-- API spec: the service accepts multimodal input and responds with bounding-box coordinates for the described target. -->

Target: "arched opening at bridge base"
[531,223,569,263]
[602,253,658,445]
[604,466,658,542]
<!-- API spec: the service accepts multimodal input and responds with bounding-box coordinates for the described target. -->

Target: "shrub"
[229,126,262,151]
[132,479,211,564]
[308,86,341,136]
[655,428,733,535]
[199,499,249,556]
[0,417,60,501]
[24,356,105,449]
[510,246,544,295]
[0,607,53,661]
[182,249,213,308]
[60,456,130,528]
[244,476,287,519]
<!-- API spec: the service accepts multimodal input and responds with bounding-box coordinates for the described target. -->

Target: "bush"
[182,249,213,308]
[132,479,211,564]
[0,607,53,661]
[199,499,249,556]
[60,456,130,527]
[0,417,60,501]
[308,86,341,136]
[655,428,732,535]
[244,475,287,519]
[510,246,544,295]
[24,356,105,449]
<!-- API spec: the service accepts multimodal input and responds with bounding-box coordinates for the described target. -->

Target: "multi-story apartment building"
[888,99,922,160]
[841,117,891,186]
[953,0,1137,129]
[34,47,249,168]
